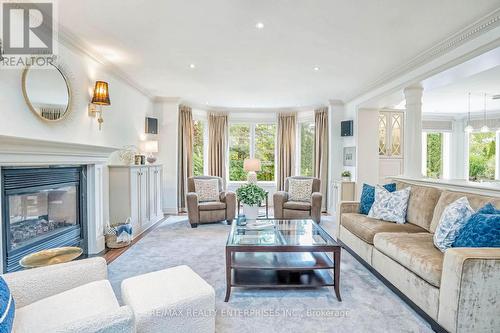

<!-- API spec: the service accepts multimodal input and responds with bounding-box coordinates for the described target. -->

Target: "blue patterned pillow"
[477,202,500,215]
[452,212,500,248]
[433,197,474,252]
[359,183,396,215]
[368,186,411,224]
[0,277,14,333]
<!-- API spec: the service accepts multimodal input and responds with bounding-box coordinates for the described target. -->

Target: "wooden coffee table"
[224,219,341,302]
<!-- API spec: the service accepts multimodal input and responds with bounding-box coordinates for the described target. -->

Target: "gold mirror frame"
[21,64,72,122]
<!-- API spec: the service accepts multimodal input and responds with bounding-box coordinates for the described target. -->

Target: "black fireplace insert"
[1,166,87,272]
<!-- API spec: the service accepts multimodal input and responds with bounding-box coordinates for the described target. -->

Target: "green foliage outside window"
[229,124,250,181]
[255,124,276,181]
[193,120,204,176]
[469,132,496,181]
[426,133,442,179]
[300,122,314,176]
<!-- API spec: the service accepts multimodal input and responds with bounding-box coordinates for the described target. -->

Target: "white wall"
[0,41,155,225]
[355,108,380,198]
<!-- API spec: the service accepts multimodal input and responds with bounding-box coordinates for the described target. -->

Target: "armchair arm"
[335,201,360,239]
[186,192,200,224]
[53,306,135,333]
[273,191,288,219]
[2,257,107,308]
[311,192,322,223]
[221,191,236,221]
[438,248,500,333]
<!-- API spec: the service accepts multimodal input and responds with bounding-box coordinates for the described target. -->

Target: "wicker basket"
[105,219,132,249]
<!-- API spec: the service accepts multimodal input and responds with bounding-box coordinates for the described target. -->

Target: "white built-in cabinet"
[109,165,163,238]
[378,111,405,183]
[332,180,356,211]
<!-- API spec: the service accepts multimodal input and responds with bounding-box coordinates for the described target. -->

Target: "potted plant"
[236,183,266,220]
[341,170,351,182]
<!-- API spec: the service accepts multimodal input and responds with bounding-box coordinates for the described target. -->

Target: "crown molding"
[57,29,154,100]
[154,96,182,103]
[347,8,500,103]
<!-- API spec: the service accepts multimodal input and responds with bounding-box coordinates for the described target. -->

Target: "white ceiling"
[56,0,500,108]
[423,65,500,115]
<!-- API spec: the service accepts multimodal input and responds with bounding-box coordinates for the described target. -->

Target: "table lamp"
[144,140,158,164]
[243,158,261,184]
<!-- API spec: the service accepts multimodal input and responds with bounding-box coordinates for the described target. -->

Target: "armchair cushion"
[193,179,219,202]
[288,178,313,202]
[0,277,14,333]
[198,201,226,211]
[283,201,311,211]
[13,280,120,333]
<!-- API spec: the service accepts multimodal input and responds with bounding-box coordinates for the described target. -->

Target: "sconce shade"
[91,81,110,105]
[144,140,158,153]
[244,159,261,172]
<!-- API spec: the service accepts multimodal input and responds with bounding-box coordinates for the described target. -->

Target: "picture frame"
[343,147,356,166]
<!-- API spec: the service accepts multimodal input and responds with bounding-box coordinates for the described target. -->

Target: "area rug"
[108,216,432,333]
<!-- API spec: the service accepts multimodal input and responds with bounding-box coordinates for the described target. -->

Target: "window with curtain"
[426,132,443,179]
[469,132,496,181]
[229,124,251,181]
[255,124,276,181]
[192,120,204,176]
[300,122,314,176]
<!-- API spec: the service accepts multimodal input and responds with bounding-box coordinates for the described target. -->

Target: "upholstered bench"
[121,265,215,333]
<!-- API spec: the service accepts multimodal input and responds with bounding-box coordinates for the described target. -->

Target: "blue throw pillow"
[0,277,14,333]
[452,213,500,248]
[359,183,396,215]
[477,202,500,215]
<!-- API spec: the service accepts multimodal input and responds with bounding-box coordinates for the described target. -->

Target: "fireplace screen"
[8,186,78,251]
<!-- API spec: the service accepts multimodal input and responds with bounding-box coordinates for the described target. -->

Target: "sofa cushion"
[430,190,500,233]
[194,179,220,202]
[198,201,226,211]
[433,197,474,252]
[341,213,426,245]
[368,186,411,223]
[359,183,396,215]
[288,178,313,202]
[452,212,500,248]
[373,233,444,287]
[13,280,119,333]
[283,201,311,211]
[396,181,442,231]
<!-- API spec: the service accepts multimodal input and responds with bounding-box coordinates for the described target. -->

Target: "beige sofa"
[336,181,500,333]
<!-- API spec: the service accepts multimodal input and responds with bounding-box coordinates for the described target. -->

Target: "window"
[192,120,205,176]
[229,123,276,182]
[300,122,314,176]
[469,132,496,181]
[229,124,251,181]
[255,124,276,181]
[426,133,442,178]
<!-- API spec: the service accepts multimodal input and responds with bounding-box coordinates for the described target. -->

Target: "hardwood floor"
[102,217,168,264]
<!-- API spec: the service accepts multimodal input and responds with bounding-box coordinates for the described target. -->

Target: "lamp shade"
[243,159,261,172]
[91,81,110,105]
[144,140,158,153]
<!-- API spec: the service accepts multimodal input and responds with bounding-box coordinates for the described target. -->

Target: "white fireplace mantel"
[0,135,119,165]
[0,135,119,272]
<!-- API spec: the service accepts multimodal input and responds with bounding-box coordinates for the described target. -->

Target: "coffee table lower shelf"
[232,268,335,288]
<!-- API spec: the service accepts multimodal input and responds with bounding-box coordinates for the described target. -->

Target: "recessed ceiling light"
[189,63,196,69]
[255,22,264,29]
[313,66,320,71]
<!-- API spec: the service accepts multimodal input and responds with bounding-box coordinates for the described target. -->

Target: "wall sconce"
[88,81,110,130]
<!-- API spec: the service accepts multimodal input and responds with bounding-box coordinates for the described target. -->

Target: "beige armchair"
[273,176,322,223]
[187,176,236,228]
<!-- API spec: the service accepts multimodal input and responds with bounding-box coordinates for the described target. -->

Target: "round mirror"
[22,64,71,121]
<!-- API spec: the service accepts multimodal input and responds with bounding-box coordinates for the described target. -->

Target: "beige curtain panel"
[314,107,329,211]
[208,112,228,187]
[177,105,193,212]
[277,113,297,191]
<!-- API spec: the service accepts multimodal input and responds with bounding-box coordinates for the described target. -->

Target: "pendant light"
[480,93,489,133]
[464,92,473,133]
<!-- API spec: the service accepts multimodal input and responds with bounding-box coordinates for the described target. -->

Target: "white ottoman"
[121,265,215,333]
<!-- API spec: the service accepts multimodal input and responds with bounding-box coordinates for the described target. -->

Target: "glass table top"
[227,219,337,247]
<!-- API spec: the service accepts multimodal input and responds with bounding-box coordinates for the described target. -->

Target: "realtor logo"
[1,1,57,68]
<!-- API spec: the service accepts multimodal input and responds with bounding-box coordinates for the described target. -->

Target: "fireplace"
[1,166,87,272]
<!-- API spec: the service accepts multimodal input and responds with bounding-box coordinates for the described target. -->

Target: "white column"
[87,164,105,254]
[328,99,345,212]
[450,119,467,179]
[404,85,424,178]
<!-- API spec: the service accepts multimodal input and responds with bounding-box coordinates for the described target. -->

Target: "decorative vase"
[242,204,259,220]
[342,176,351,182]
